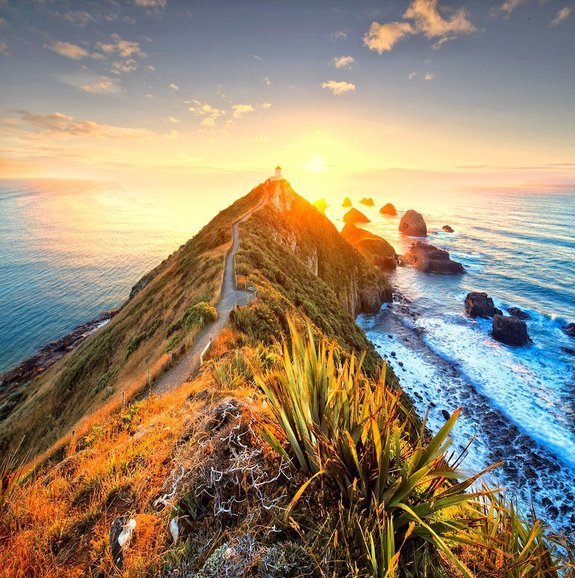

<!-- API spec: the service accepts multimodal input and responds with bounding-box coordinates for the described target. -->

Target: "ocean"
[1,179,574,534]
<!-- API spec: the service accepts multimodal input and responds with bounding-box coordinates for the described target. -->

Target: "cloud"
[8,111,153,140]
[165,116,180,124]
[61,10,96,27]
[363,21,415,53]
[550,6,572,26]
[169,83,179,90]
[259,102,272,110]
[45,40,99,60]
[321,80,356,96]
[97,34,145,59]
[133,0,167,7]
[408,71,417,79]
[331,30,348,40]
[332,55,355,69]
[424,72,434,80]
[188,100,226,127]
[364,0,475,53]
[496,0,529,17]
[232,104,255,119]
[0,41,8,56]
[79,77,122,94]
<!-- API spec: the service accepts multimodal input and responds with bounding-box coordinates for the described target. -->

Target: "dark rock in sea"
[398,361,404,367]
[507,307,530,320]
[561,347,575,356]
[391,351,396,357]
[492,314,531,346]
[399,209,427,237]
[403,241,464,275]
[442,225,454,233]
[343,208,370,224]
[465,292,502,318]
[341,223,397,270]
[360,197,374,207]
[563,323,575,337]
[442,409,451,420]
[342,196,352,208]
[380,203,397,216]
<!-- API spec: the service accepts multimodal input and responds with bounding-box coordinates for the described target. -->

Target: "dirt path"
[153,201,263,394]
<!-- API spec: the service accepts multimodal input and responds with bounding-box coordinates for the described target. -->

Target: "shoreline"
[0,309,120,411]
[359,290,575,535]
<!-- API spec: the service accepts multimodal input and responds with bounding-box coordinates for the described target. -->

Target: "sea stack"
[465,292,502,318]
[360,197,375,207]
[403,242,464,275]
[399,210,427,237]
[442,225,454,233]
[341,223,396,270]
[380,203,397,216]
[343,208,371,224]
[342,196,352,208]
[492,314,531,346]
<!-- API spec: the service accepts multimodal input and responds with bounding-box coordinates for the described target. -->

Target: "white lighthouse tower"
[272,165,283,181]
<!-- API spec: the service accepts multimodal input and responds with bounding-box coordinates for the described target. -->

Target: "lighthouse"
[272,165,283,181]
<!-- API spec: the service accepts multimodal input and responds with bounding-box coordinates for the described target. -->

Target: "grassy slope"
[0,186,265,463]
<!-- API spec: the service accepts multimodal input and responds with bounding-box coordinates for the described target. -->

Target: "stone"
[403,241,464,274]
[465,292,502,318]
[563,323,575,337]
[507,307,530,320]
[343,208,370,224]
[492,314,531,346]
[380,203,397,216]
[341,223,397,270]
[399,209,427,236]
[342,196,352,207]
[360,197,374,206]
[442,225,454,233]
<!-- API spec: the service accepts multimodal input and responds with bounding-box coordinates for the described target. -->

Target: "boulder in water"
[343,208,370,224]
[563,323,575,337]
[442,225,454,233]
[492,314,531,346]
[360,197,374,207]
[465,292,502,318]
[403,241,464,274]
[380,203,397,216]
[341,223,396,270]
[342,196,352,208]
[399,210,427,237]
[507,307,530,320]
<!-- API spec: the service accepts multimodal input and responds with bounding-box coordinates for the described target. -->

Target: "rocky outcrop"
[465,292,502,318]
[492,314,531,346]
[403,242,464,275]
[341,224,397,270]
[399,210,427,237]
[313,198,328,213]
[563,323,575,337]
[360,197,374,207]
[343,208,370,224]
[342,197,352,207]
[380,203,397,216]
[442,225,454,233]
[508,307,530,320]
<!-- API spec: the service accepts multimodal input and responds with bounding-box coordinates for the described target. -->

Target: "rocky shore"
[0,309,120,407]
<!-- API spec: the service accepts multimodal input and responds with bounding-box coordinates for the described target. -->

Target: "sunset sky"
[1,0,574,196]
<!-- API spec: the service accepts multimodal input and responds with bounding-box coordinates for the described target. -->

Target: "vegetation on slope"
[0,186,265,463]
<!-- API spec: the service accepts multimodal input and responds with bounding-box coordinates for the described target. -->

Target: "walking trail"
[153,199,264,394]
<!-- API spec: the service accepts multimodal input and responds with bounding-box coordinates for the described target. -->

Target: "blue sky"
[0,0,574,195]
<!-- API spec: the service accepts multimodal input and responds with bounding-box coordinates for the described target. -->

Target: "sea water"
[333,190,575,535]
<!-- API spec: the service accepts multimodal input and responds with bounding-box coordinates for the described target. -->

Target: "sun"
[302,156,329,174]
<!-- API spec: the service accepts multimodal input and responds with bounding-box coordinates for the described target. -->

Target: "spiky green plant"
[252,319,499,577]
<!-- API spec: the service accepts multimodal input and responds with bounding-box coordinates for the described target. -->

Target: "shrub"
[183,302,217,331]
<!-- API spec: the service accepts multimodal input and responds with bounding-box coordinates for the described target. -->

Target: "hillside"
[1,179,571,578]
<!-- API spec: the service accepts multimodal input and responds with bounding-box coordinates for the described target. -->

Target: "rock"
[343,208,371,225]
[403,242,464,275]
[507,307,530,320]
[341,223,396,270]
[492,314,531,346]
[342,196,352,207]
[561,347,575,356]
[399,209,427,237]
[313,198,328,213]
[563,323,575,337]
[465,292,502,318]
[380,203,397,216]
[442,225,454,233]
[360,197,374,206]
[441,410,451,420]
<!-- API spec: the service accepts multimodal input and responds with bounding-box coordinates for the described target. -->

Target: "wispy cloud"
[259,102,272,110]
[6,111,152,140]
[188,100,226,127]
[61,10,96,27]
[494,0,529,17]
[550,6,572,26]
[364,0,475,54]
[79,77,122,94]
[169,83,179,91]
[165,116,180,124]
[331,30,348,40]
[44,41,101,61]
[424,72,434,81]
[96,33,146,74]
[332,55,355,69]
[321,80,356,95]
[232,104,255,119]
[0,40,8,56]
